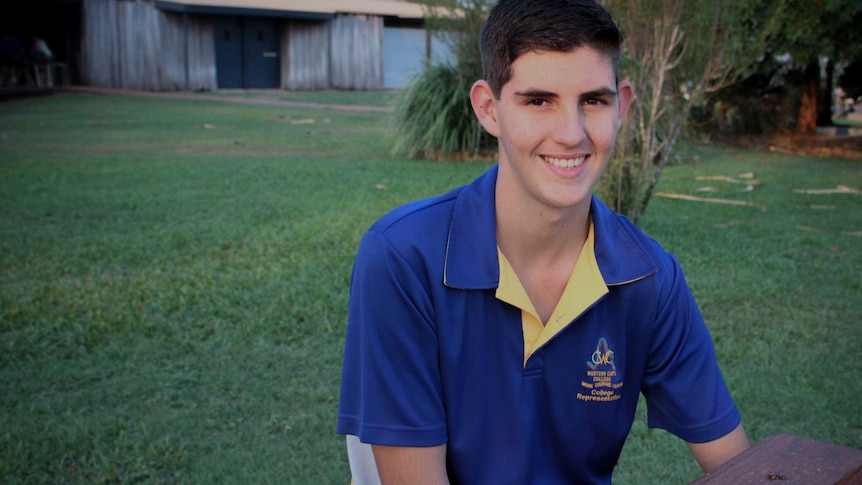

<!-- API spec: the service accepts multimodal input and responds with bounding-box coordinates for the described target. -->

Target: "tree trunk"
[817,59,834,126]
[796,60,819,134]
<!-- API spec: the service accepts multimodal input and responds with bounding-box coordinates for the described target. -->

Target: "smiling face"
[472,47,632,219]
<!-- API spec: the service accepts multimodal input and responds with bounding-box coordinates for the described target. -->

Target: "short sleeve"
[641,255,741,443]
[336,229,448,446]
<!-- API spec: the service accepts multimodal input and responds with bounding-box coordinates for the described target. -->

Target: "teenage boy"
[337,0,750,483]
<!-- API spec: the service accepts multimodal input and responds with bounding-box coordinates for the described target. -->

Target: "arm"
[372,444,450,485]
[687,423,750,474]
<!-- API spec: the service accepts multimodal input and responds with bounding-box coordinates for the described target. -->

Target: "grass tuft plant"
[387,63,495,161]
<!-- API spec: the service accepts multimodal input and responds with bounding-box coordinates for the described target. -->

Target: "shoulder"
[354,185,465,273]
[368,185,462,239]
[591,197,683,285]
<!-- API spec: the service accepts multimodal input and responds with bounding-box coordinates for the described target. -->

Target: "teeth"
[545,156,586,169]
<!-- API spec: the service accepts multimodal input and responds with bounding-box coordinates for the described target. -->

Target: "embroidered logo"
[587,337,615,370]
[578,337,624,403]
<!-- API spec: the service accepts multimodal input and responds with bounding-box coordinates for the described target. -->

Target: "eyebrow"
[513,89,558,100]
[581,88,618,100]
[513,87,618,101]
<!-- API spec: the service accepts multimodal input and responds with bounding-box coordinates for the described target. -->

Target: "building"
[2,0,453,91]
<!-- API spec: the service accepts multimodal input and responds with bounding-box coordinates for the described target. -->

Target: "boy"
[337,0,750,483]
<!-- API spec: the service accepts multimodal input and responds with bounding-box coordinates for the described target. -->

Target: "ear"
[616,80,634,120]
[470,80,501,138]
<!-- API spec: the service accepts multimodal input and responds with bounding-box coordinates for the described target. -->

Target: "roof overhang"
[154,0,428,21]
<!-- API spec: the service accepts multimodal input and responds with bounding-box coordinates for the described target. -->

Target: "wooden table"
[689,433,862,484]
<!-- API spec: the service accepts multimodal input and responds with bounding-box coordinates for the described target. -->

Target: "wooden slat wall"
[159,11,217,91]
[82,0,216,91]
[122,0,161,90]
[283,19,330,91]
[329,14,384,90]
[82,0,160,90]
[80,1,396,92]
[81,0,117,87]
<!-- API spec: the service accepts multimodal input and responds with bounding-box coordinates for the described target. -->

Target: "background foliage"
[600,0,759,224]
[390,0,862,223]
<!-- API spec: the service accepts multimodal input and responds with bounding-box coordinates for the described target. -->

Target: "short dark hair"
[479,0,622,98]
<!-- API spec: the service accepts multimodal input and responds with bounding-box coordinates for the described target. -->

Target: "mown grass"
[211,89,398,108]
[1,91,860,484]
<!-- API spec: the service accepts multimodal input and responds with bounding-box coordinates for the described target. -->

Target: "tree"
[751,0,862,133]
[599,0,757,224]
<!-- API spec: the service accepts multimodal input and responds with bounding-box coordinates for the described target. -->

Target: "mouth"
[543,155,586,169]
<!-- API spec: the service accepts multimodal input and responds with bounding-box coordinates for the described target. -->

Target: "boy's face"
[472,46,632,214]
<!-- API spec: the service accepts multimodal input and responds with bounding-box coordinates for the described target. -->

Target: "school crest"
[578,337,624,403]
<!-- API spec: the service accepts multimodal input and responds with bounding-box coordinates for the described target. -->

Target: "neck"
[495,185,591,267]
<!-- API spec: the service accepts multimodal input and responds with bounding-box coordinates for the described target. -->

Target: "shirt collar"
[443,164,658,289]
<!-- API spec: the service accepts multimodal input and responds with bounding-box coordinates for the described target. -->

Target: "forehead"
[504,47,617,94]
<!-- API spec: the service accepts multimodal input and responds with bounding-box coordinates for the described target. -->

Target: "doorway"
[214,16,280,89]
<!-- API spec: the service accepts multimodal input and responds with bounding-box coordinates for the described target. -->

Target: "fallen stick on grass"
[655,192,766,210]
[798,226,862,237]
[792,185,860,195]
[695,173,759,185]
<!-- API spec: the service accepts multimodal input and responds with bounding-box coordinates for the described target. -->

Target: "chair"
[33,61,53,87]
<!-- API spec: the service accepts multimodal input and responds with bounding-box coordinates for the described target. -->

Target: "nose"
[552,104,587,147]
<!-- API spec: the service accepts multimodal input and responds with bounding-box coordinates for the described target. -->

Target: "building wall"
[81,0,215,91]
[159,12,217,91]
[283,19,329,91]
[329,14,384,90]
[82,0,160,89]
[80,0,118,87]
[382,26,455,89]
[79,1,423,92]
[383,26,425,90]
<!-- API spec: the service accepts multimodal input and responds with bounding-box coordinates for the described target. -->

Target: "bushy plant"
[387,0,496,160]
[388,62,493,160]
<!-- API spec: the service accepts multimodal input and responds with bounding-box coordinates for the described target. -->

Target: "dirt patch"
[712,133,862,161]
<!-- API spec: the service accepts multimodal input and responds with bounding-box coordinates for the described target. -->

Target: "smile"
[544,156,586,169]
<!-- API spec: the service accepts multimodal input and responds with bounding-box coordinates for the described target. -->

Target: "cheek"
[587,118,621,148]
[500,115,543,149]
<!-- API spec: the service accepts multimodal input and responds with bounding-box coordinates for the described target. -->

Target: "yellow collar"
[496,221,609,365]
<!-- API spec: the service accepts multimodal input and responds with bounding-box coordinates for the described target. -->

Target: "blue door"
[214,17,243,89]
[214,16,280,89]
[243,18,280,88]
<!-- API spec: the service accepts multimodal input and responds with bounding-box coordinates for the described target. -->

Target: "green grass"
[211,89,398,108]
[1,92,860,484]
[833,117,862,127]
[614,143,862,481]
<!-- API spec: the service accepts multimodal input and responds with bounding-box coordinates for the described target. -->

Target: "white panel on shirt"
[346,435,382,485]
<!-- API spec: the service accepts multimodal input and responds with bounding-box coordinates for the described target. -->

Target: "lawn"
[1,91,860,484]
[211,89,398,108]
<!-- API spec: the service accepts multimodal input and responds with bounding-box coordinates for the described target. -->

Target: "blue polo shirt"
[337,165,741,484]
